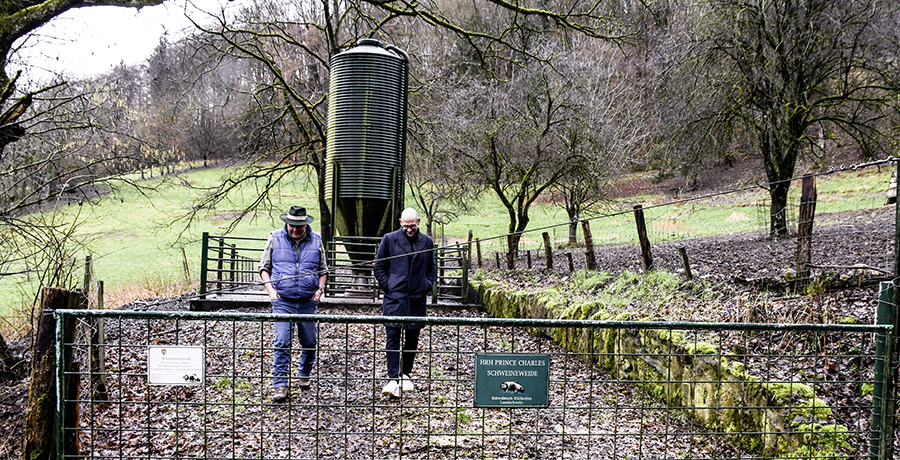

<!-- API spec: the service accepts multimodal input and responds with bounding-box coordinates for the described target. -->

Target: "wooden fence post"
[82,255,92,293]
[24,288,85,460]
[886,171,896,205]
[476,239,483,269]
[467,230,474,271]
[582,220,596,271]
[796,175,817,283]
[678,247,693,281]
[566,252,574,273]
[182,247,191,282]
[526,250,532,269]
[542,232,553,270]
[634,204,654,273]
[81,256,108,402]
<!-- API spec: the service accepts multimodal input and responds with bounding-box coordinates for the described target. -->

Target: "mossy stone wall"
[473,279,851,458]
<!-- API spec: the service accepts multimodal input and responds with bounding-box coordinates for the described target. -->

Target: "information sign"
[147,346,204,385]
[474,353,550,407]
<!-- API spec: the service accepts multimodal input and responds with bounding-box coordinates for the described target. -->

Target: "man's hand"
[261,271,279,299]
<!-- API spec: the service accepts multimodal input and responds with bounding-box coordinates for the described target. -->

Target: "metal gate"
[54,308,894,459]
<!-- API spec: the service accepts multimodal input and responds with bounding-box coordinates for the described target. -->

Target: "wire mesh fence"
[462,191,778,264]
[55,308,893,460]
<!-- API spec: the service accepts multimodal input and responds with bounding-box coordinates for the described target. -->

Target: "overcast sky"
[12,0,238,83]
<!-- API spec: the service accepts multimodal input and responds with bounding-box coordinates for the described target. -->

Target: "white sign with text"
[148,346,204,385]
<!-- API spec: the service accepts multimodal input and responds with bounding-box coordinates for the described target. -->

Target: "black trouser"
[385,326,420,379]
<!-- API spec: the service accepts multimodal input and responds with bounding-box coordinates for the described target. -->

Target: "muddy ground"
[2,183,896,458]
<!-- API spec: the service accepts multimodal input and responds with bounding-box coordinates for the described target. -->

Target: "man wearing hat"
[259,205,327,403]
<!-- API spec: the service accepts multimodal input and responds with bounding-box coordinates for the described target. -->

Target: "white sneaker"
[400,374,415,392]
[382,380,400,398]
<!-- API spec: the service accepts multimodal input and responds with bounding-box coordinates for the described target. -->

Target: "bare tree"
[1,0,166,155]
[0,0,168,342]
[0,80,148,367]
[439,56,583,259]
[657,0,900,237]
[551,39,650,245]
[171,0,647,244]
[405,124,472,239]
[176,0,387,243]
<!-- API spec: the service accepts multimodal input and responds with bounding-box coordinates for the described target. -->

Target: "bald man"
[373,208,436,398]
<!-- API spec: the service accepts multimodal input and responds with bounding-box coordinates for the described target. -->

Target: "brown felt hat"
[280,206,314,226]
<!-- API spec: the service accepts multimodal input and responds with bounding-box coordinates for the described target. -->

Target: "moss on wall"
[473,278,851,458]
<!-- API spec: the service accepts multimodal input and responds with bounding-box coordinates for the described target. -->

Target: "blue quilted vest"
[270,225,321,299]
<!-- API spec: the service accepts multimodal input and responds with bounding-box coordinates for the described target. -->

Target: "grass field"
[1,162,893,327]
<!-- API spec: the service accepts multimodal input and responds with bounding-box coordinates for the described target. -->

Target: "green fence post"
[216,237,226,292]
[432,247,440,305]
[229,244,237,288]
[199,232,209,296]
[462,245,469,303]
[871,282,895,460]
[54,310,65,460]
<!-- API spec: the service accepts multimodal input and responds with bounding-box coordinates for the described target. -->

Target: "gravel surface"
[65,305,746,459]
[1,205,895,459]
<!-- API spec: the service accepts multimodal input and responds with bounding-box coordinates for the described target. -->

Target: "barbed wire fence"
[467,158,896,290]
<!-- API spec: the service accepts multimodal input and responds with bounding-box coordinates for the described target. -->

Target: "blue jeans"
[385,326,420,379]
[272,298,318,388]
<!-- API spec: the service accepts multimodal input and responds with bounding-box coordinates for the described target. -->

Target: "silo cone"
[325,39,409,271]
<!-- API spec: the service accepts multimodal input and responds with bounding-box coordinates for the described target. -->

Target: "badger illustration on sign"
[500,381,524,394]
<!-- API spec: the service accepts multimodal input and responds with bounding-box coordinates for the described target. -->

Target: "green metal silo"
[325,39,408,243]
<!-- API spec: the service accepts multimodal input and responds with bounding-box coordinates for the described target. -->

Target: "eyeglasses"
[401,223,418,229]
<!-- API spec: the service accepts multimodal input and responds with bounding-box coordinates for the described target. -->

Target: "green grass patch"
[1,165,319,318]
[2,163,890,324]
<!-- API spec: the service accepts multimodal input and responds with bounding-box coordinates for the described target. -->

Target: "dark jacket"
[373,228,436,323]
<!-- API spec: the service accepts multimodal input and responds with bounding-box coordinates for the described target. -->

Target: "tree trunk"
[567,218,578,246]
[513,204,530,260]
[24,287,80,460]
[316,164,333,244]
[769,180,791,238]
[565,191,579,246]
[760,124,800,239]
[542,232,553,270]
[506,233,520,269]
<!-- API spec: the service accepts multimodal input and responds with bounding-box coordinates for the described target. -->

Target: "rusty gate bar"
[55,309,892,460]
